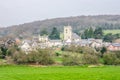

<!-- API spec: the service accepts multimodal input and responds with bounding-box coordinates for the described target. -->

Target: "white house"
[48,40,63,47]
[39,35,48,42]
[20,41,32,54]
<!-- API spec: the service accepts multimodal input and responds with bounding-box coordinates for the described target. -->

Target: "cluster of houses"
[19,26,120,53]
[0,26,120,53]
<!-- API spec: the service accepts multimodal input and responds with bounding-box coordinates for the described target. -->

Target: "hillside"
[0,15,120,38]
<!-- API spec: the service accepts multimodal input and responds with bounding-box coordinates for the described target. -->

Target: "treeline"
[40,27,60,40]
[0,45,54,65]
[81,27,120,42]
[1,44,120,65]
[61,45,120,65]
[40,26,120,42]
[1,15,120,38]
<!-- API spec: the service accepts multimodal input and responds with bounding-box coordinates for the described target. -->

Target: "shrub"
[12,51,28,64]
[5,56,14,64]
[62,52,82,66]
[0,49,3,58]
[0,47,7,58]
[82,53,99,64]
[36,49,54,65]
[114,51,120,58]
[103,52,120,65]
[63,45,90,54]
[62,46,100,65]
[11,48,54,65]
[114,58,120,65]
[82,47,100,64]
[6,47,18,56]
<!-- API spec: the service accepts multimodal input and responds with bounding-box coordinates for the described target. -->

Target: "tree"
[40,28,48,36]
[0,48,2,58]
[49,27,60,39]
[103,33,114,42]
[88,27,94,38]
[94,27,103,39]
[0,46,7,58]
[100,47,107,57]
[81,27,94,39]
[81,29,89,39]
[113,34,120,39]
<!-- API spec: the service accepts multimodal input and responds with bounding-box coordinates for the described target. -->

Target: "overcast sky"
[0,0,120,27]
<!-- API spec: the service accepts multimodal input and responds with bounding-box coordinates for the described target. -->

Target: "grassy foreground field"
[0,65,120,80]
[103,30,120,35]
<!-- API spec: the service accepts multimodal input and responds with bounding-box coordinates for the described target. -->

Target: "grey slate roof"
[72,33,81,39]
[111,43,120,47]
[49,40,62,42]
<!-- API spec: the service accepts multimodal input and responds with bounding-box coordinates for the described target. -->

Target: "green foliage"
[103,52,120,65]
[88,27,94,38]
[103,33,114,42]
[62,45,83,53]
[11,49,54,65]
[62,46,100,65]
[40,28,48,36]
[55,51,62,56]
[103,30,120,42]
[62,45,96,55]
[82,27,120,41]
[6,45,19,56]
[62,52,82,66]
[82,29,89,39]
[0,48,2,58]
[82,27,103,39]
[0,47,7,58]
[82,47,100,64]
[94,27,103,39]
[100,47,107,57]
[103,52,117,65]
[0,44,20,59]
[49,27,60,39]
[81,27,94,39]
[12,51,28,64]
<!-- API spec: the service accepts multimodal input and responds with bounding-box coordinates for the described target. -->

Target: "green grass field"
[103,30,120,35]
[0,65,120,80]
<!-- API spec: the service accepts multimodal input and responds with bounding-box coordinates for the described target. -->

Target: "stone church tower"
[64,26,72,41]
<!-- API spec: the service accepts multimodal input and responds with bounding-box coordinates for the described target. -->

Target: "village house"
[20,40,32,53]
[39,35,48,42]
[48,40,63,47]
[90,41,103,48]
[107,43,120,51]
[19,25,110,52]
[88,38,103,48]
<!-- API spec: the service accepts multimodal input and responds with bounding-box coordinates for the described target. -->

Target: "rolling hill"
[0,15,120,39]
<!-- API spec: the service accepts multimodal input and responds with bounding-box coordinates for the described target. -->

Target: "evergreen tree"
[94,27,103,39]
[88,27,94,38]
[0,46,7,58]
[49,27,60,39]
[84,29,89,39]
[100,47,107,58]
[81,27,94,39]
[103,33,114,42]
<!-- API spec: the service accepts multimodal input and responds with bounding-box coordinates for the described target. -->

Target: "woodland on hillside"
[0,15,120,39]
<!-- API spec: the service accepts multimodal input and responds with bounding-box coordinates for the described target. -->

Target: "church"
[63,25,81,42]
